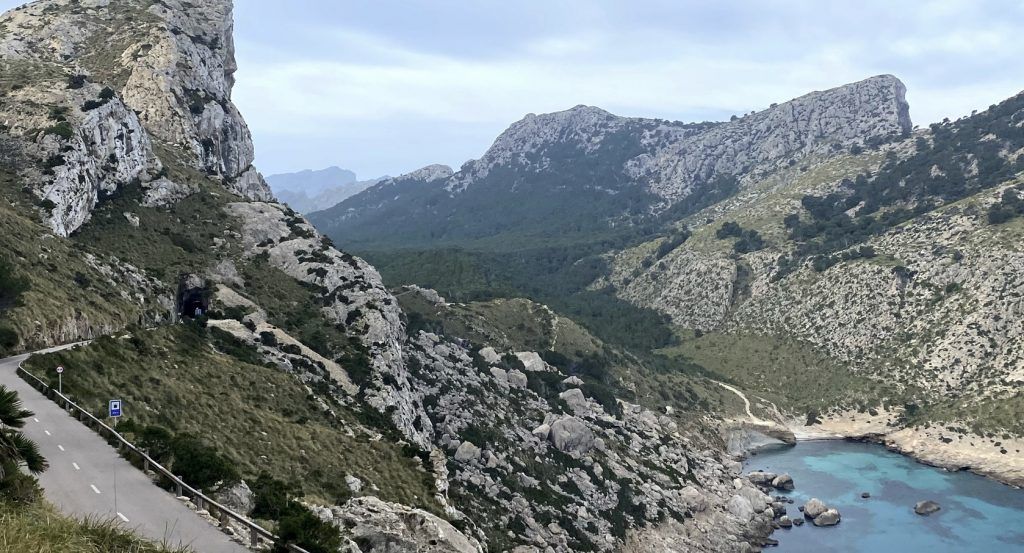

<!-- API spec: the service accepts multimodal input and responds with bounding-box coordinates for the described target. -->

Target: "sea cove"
[744,440,1024,552]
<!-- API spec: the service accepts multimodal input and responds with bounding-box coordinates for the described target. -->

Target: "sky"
[3,1,1023,179]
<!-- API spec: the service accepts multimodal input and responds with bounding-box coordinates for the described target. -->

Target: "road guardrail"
[17,363,311,553]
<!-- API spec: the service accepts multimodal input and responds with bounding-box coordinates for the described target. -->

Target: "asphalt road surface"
[0,350,249,553]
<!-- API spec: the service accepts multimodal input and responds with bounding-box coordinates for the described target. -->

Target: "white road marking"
[57,445,64,451]
[44,430,51,436]
[33,417,39,422]
[117,512,129,523]
[90,484,101,494]
[72,462,80,471]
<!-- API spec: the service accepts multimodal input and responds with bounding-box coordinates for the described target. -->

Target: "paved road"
[0,351,249,553]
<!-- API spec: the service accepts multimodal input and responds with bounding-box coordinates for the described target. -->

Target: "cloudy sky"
[3,1,1022,178]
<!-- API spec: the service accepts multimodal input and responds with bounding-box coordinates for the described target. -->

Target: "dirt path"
[714,380,770,424]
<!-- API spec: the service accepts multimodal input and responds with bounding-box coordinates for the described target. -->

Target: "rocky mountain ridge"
[268,166,384,214]
[315,74,911,250]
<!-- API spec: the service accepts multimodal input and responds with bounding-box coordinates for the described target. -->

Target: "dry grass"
[0,499,188,553]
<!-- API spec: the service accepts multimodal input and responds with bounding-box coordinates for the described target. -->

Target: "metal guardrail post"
[250,527,259,548]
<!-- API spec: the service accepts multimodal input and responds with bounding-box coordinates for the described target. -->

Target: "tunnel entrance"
[176,274,210,319]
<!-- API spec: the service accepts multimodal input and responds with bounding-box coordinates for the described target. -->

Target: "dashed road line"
[90,484,101,494]
[44,429,51,436]
[72,462,80,471]
[57,444,64,451]
[117,512,130,523]
[33,417,39,423]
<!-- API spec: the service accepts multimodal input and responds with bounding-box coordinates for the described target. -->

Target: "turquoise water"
[742,440,1024,552]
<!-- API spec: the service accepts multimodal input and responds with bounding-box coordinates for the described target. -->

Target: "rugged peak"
[397,164,454,183]
[638,74,914,200]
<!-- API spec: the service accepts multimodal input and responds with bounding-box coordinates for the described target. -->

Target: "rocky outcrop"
[0,0,272,237]
[635,75,911,201]
[224,201,432,447]
[331,496,482,553]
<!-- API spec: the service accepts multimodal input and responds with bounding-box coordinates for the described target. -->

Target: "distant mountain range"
[266,166,385,213]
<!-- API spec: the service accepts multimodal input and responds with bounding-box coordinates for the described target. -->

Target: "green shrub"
[275,509,342,553]
[43,121,74,140]
[168,434,238,489]
[0,258,29,310]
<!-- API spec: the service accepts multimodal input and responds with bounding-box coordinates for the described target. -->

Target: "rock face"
[332,496,482,553]
[635,75,911,201]
[0,0,272,236]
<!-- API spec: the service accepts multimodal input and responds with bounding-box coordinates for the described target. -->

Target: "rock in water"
[861,492,871,499]
[747,471,778,486]
[813,508,841,527]
[771,473,795,490]
[914,500,941,515]
[803,498,828,519]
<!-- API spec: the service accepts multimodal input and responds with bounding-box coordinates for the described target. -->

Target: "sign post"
[108,399,122,517]
[56,365,64,395]
[108,399,122,419]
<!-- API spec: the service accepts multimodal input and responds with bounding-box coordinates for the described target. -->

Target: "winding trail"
[714,380,769,424]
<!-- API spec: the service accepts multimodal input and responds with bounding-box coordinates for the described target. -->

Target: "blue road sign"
[109,399,122,418]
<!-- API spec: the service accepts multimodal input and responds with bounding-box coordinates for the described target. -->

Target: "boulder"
[333,496,482,552]
[489,367,509,385]
[861,492,871,499]
[914,500,941,515]
[803,498,828,519]
[548,416,596,454]
[478,347,501,364]
[747,471,778,486]
[214,480,253,515]
[558,388,588,414]
[813,508,841,527]
[727,494,755,522]
[453,441,482,462]
[679,486,708,513]
[792,518,804,526]
[771,473,795,491]
[345,475,363,494]
[778,515,793,528]
[515,351,546,371]
[561,375,584,387]
[531,423,551,440]
[507,369,528,389]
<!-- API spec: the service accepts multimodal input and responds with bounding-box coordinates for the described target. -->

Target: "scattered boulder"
[793,518,805,526]
[548,416,595,454]
[531,423,551,441]
[747,471,778,486]
[558,388,588,414]
[803,498,828,519]
[478,346,501,364]
[778,515,793,528]
[561,375,584,387]
[453,441,482,462]
[771,473,795,491]
[813,508,841,527]
[679,486,708,513]
[861,492,871,499]
[727,494,755,522]
[345,475,363,494]
[914,500,941,516]
[213,480,253,515]
[507,369,528,389]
